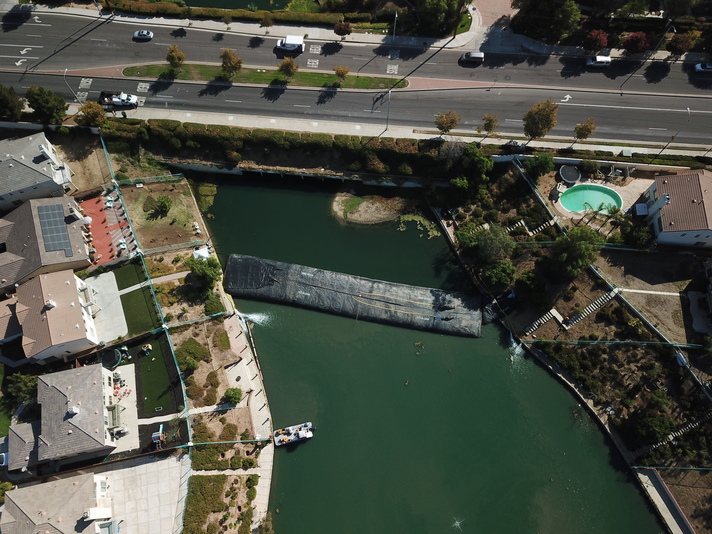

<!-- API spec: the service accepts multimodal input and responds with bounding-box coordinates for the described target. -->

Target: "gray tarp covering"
[224,254,481,337]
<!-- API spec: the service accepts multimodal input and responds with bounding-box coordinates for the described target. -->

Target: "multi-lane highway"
[1,12,711,144]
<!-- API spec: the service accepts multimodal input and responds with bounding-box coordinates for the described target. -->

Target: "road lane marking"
[25,34,42,37]
[505,119,522,122]
[154,95,173,99]
[307,59,319,68]
[649,127,668,131]
[387,64,398,74]
[0,44,44,48]
[90,38,107,42]
[561,102,712,114]
[79,78,93,89]
[0,55,39,59]
[294,104,311,108]
[225,99,242,103]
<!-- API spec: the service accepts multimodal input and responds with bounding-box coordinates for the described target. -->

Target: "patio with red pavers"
[78,193,137,267]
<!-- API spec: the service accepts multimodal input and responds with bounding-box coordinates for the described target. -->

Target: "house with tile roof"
[0,269,100,365]
[0,197,91,294]
[7,364,120,473]
[0,132,74,214]
[644,169,712,248]
[0,472,119,534]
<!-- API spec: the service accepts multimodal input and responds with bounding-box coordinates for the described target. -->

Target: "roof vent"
[670,221,675,226]
[45,299,56,309]
[68,406,80,415]
[693,199,698,203]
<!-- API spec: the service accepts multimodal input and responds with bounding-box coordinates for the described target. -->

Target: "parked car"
[0,453,7,467]
[694,63,712,72]
[586,56,611,68]
[276,35,304,52]
[459,51,485,65]
[133,30,154,41]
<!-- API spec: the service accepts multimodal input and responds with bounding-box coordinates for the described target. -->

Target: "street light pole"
[386,90,392,131]
[649,107,690,164]
[64,68,79,102]
[620,21,674,94]
[392,11,398,42]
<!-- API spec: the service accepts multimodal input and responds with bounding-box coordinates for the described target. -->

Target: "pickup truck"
[98,91,139,110]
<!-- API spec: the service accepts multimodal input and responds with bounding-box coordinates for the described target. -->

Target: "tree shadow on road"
[170,28,187,38]
[2,5,33,33]
[248,36,265,49]
[558,56,585,78]
[213,33,225,42]
[373,44,427,61]
[149,71,176,95]
[643,60,671,84]
[316,84,339,105]
[261,79,287,102]
[198,80,233,97]
[321,42,343,57]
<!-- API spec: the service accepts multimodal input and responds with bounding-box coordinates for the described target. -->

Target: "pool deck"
[554,177,653,217]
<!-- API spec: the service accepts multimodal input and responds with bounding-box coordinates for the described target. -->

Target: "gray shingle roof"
[8,365,112,471]
[656,169,712,233]
[0,472,96,534]
[36,365,110,463]
[7,420,39,472]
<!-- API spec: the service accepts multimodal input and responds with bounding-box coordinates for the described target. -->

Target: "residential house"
[643,169,712,248]
[0,472,119,534]
[0,132,74,213]
[0,269,99,365]
[0,197,91,294]
[7,364,121,473]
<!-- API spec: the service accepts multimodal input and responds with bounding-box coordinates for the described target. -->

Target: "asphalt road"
[1,12,712,144]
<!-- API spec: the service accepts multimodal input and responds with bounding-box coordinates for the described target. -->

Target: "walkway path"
[618,288,682,296]
[118,270,189,295]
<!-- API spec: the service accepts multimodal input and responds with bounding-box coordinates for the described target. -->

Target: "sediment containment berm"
[224,254,482,337]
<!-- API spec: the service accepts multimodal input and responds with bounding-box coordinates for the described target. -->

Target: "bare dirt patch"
[332,192,417,224]
[121,180,204,249]
[53,134,112,193]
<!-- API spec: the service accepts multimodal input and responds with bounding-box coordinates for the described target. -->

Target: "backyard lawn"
[113,260,147,291]
[120,287,161,336]
[135,338,175,416]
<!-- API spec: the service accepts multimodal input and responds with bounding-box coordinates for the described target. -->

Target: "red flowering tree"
[622,32,650,54]
[666,33,695,56]
[584,29,608,51]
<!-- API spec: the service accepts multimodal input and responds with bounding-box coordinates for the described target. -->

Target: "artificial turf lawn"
[136,343,173,414]
[113,261,147,291]
[120,287,161,336]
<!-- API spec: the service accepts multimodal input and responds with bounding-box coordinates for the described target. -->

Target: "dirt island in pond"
[331,192,418,224]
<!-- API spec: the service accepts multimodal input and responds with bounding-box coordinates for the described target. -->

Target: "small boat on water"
[273,422,314,447]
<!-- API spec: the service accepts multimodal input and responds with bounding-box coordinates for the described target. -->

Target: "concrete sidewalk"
[65,101,712,159]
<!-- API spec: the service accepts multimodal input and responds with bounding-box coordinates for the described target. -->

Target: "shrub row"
[102,119,452,180]
[183,475,227,534]
[105,0,343,25]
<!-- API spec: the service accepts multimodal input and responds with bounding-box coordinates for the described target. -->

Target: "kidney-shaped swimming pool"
[560,184,623,214]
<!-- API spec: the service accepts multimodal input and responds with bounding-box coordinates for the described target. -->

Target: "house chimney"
[45,300,56,309]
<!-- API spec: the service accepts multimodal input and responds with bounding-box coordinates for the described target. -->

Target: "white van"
[586,55,611,68]
[276,35,304,52]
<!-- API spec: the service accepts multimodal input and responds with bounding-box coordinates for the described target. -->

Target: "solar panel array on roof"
[37,204,72,257]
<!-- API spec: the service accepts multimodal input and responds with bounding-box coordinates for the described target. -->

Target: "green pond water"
[201,173,664,534]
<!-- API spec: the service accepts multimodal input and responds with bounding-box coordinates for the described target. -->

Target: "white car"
[586,56,611,68]
[276,35,304,52]
[133,30,154,41]
[459,52,485,65]
[694,63,712,72]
